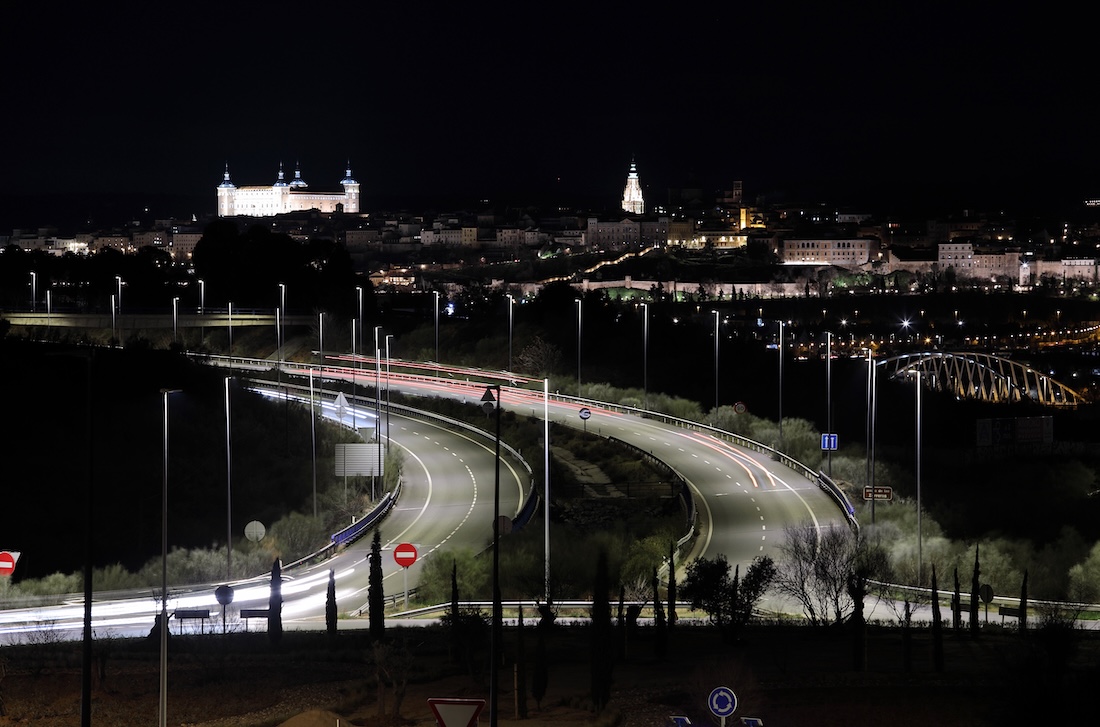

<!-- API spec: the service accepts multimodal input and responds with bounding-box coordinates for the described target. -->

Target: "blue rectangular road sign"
[820,433,838,451]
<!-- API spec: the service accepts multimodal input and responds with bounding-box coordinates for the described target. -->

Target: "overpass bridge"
[881,351,1084,407]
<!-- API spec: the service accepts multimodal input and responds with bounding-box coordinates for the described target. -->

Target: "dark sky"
[3,4,1096,218]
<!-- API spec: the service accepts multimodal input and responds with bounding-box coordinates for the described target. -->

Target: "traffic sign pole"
[393,542,418,610]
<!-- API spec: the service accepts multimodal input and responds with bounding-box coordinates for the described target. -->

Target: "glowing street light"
[29,271,36,312]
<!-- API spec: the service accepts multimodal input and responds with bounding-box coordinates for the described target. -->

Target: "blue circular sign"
[708,686,737,718]
[579,407,591,420]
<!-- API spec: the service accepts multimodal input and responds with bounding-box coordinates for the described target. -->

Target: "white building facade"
[216,163,360,217]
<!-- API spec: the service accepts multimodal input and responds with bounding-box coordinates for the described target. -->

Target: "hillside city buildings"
[3,159,1100,293]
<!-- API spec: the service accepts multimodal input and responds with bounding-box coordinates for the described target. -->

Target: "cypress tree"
[952,567,962,632]
[969,543,981,638]
[369,529,385,640]
[268,558,283,647]
[590,551,613,713]
[652,567,667,659]
[515,605,528,718]
[325,568,337,642]
[1019,569,1029,634]
[931,564,944,672]
[667,541,677,629]
[533,617,548,711]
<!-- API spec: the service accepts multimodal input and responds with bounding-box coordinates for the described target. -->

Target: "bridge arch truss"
[881,352,1083,408]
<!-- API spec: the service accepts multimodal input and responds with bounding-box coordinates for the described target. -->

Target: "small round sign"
[244,520,266,542]
[215,584,235,605]
[708,686,737,718]
[979,583,994,603]
[394,542,418,568]
[579,407,591,420]
[733,401,747,414]
[0,551,18,577]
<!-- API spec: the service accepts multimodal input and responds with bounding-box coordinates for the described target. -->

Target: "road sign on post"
[394,542,418,568]
[394,542,418,610]
[708,686,737,726]
[428,698,485,727]
[820,433,838,451]
[0,551,20,577]
[862,485,893,501]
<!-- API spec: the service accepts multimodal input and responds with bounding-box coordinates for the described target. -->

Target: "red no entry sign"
[0,551,19,577]
[393,542,418,568]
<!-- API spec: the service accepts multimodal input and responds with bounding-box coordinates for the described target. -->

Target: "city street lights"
[159,388,181,727]
[575,299,582,394]
[712,310,720,410]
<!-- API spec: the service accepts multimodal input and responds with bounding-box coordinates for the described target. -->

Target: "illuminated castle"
[621,158,644,215]
[216,162,360,217]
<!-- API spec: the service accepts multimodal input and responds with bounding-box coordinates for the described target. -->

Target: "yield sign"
[428,698,485,727]
[0,551,20,577]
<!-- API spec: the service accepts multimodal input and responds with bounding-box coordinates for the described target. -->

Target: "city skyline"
[4,5,1096,219]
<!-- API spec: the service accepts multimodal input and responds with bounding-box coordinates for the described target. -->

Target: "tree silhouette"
[268,558,283,647]
[369,530,385,640]
[325,568,337,643]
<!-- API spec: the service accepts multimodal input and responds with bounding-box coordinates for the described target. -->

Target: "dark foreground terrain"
[2,618,1097,727]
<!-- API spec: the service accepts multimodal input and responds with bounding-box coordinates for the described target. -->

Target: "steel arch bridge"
[881,352,1084,408]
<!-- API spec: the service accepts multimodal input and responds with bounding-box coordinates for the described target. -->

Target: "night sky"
[3,4,1097,223]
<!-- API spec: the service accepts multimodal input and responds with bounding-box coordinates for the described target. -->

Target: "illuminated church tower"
[622,158,644,215]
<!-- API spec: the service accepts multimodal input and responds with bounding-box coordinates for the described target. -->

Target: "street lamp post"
[198,279,205,315]
[641,302,649,410]
[224,377,233,581]
[159,388,181,727]
[778,320,784,441]
[543,378,551,603]
[357,286,364,364]
[374,325,383,499]
[278,283,286,358]
[385,334,393,452]
[309,368,318,518]
[227,302,233,366]
[29,271,36,312]
[712,310,720,410]
[434,291,440,368]
[46,290,52,328]
[110,294,116,343]
[172,297,179,345]
[116,275,122,315]
[866,348,878,525]
[826,330,833,477]
[916,370,923,586]
[480,385,503,727]
[575,299,582,395]
[506,293,514,372]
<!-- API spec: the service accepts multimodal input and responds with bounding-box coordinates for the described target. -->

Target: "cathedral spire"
[622,157,644,214]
